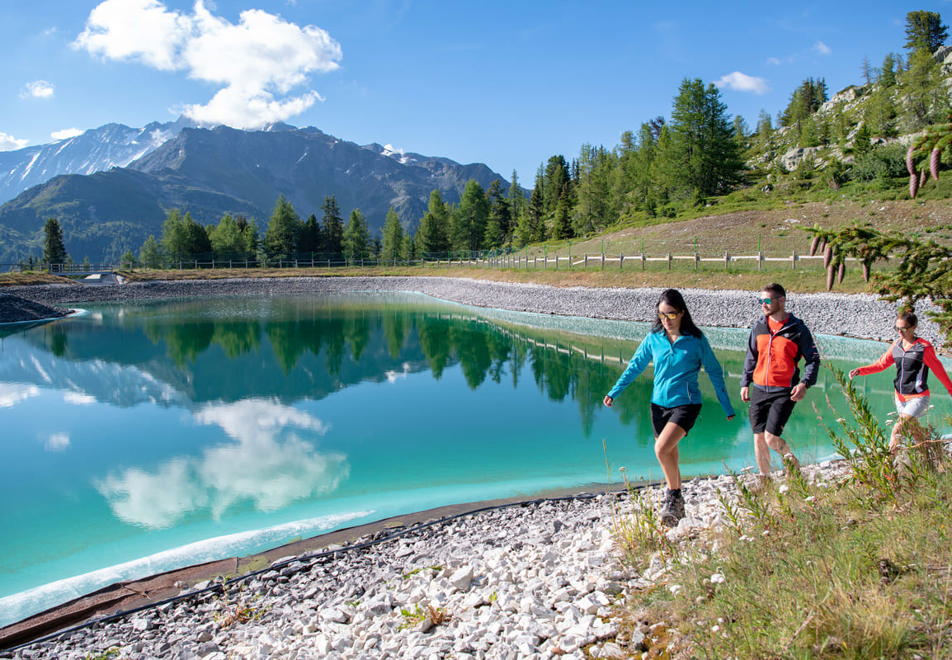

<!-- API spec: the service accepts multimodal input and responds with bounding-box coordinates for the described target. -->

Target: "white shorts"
[895,394,930,419]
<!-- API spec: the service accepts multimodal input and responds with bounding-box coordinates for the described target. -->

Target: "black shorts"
[650,403,702,437]
[748,387,797,435]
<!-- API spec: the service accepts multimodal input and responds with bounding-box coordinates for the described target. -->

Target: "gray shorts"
[895,394,930,418]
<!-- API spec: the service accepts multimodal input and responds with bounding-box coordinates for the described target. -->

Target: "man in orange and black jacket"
[740,283,820,477]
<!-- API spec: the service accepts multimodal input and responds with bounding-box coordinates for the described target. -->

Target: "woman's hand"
[848,368,859,379]
[603,395,613,408]
[727,415,735,421]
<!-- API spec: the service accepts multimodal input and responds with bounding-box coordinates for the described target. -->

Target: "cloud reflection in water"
[97,399,347,528]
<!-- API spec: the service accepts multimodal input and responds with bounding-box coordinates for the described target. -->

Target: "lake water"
[1,292,947,627]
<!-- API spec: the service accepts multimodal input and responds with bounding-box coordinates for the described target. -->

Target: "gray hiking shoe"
[660,488,685,527]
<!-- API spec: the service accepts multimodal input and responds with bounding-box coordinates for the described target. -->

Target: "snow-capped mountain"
[0,118,192,204]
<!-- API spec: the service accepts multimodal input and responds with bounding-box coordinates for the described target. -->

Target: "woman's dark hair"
[652,288,703,338]
[898,310,918,328]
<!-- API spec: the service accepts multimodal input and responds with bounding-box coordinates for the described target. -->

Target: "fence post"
[694,252,699,271]
[667,253,672,271]
[584,254,588,268]
[619,253,624,270]
[641,251,645,271]
[792,250,797,270]
[757,251,763,271]
[724,252,729,270]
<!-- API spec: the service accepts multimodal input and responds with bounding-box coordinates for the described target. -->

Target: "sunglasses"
[658,311,680,320]
[759,297,774,305]
[895,325,912,332]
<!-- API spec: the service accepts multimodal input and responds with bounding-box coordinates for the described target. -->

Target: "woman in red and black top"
[849,310,952,451]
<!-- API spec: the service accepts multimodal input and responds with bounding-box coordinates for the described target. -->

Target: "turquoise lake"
[2,292,948,627]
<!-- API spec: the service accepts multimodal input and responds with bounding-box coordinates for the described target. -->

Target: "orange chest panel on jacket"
[752,333,800,388]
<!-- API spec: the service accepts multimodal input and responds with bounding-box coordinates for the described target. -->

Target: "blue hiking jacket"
[607,330,735,416]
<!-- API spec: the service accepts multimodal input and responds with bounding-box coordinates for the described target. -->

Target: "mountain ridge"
[0,123,510,262]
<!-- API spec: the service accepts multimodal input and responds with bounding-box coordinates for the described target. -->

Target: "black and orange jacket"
[740,314,820,392]
[854,337,952,401]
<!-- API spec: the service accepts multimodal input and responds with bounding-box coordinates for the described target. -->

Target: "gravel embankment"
[1,276,919,342]
[0,293,70,324]
[3,463,850,660]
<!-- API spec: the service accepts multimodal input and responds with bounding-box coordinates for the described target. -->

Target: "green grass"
[611,373,952,658]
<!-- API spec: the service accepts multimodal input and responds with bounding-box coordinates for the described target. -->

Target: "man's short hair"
[763,283,786,299]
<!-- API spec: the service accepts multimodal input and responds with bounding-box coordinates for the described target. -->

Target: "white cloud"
[20,80,55,99]
[51,128,84,141]
[74,0,342,129]
[766,56,782,66]
[0,132,28,151]
[0,383,40,406]
[813,41,832,56]
[713,71,770,95]
[97,399,346,528]
[64,391,96,405]
[45,433,71,452]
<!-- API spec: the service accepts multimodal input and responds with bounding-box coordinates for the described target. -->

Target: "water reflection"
[96,399,346,528]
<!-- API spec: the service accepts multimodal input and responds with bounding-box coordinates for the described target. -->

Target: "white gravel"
[4,276,922,343]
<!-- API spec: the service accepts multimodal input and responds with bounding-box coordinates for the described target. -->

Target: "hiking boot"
[660,488,685,527]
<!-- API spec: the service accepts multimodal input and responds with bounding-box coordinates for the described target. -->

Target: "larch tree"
[264,195,301,262]
[380,207,405,263]
[669,77,746,199]
[905,10,949,54]
[343,208,371,261]
[417,190,451,254]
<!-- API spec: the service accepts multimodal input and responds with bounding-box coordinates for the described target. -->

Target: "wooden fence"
[6,249,858,274]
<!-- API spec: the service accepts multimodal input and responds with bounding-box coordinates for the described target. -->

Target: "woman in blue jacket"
[603,289,735,526]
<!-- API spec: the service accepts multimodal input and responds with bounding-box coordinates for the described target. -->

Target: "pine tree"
[506,170,526,234]
[42,217,68,266]
[485,179,511,248]
[299,213,322,256]
[321,195,345,257]
[182,212,212,260]
[905,10,949,54]
[552,193,573,240]
[527,171,546,242]
[380,208,404,263]
[880,53,897,87]
[343,208,371,261]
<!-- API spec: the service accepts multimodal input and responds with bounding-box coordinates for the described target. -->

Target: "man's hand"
[740,386,750,403]
[603,395,613,408]
[790,382,807,402]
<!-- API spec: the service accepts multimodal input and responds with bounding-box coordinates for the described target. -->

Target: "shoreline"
[0,276,897,657]
[1,274,920,343]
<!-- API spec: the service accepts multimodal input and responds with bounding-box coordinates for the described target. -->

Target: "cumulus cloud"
[73,0,342,128]
[813,41,832,55]
[0,132,28,151]
[20,80,54,99]
[51,128,84,141]
[97,399,347,528]
[713,71,770,95]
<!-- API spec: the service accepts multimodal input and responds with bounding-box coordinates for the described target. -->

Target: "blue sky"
[0,1,943,181]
